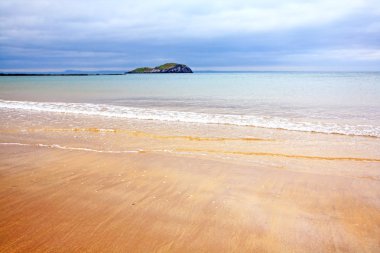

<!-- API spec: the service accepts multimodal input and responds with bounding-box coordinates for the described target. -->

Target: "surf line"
[1,142,379,162]
[171,148,380,162]
[0,142,142,154]
[4,127,274,142]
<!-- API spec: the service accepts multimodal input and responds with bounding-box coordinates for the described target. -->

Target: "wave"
[0,99,379,137]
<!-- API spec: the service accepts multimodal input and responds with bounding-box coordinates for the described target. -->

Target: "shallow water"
[1,72,380,137]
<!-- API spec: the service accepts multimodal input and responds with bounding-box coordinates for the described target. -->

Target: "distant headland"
[0,63,193,76]
[127,63,193,74]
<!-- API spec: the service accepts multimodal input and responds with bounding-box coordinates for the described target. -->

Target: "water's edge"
[1,99,379,138]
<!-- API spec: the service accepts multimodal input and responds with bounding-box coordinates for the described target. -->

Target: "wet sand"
[1,111,380,252]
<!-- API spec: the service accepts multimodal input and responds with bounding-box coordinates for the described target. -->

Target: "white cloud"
[323,49,380,61]
[0,0,372,42]
[1,0,379,71]
[285,48,380,62]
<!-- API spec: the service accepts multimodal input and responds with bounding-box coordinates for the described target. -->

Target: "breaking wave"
[1,99,379,137]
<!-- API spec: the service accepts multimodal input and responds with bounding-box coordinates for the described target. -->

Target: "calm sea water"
[1,72,380,137]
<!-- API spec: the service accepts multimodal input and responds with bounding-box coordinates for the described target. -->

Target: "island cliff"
[127,63,193,73]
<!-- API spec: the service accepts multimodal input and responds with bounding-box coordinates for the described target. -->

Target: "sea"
[1,72,380,137]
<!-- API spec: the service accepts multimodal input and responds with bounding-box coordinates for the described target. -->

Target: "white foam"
[0,142,30,146]
[1,99,379,137]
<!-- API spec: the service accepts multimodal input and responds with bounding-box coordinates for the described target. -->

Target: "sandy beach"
[1,109,379,252]
[2,0,380,251]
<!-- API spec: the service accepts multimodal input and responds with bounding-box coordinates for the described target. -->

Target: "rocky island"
[127,63,193,74]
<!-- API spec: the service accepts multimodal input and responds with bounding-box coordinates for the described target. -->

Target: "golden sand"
[0,111,380,252]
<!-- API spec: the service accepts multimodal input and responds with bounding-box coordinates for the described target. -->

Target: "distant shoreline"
[0,73,124,76]
[2,71,380,76]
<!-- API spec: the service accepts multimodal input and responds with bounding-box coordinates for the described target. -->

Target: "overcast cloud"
[1,0,380,71]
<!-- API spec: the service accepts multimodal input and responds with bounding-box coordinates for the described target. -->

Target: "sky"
[1,0,380,72]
